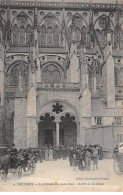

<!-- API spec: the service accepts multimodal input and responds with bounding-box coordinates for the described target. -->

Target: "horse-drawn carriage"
[0,147,36,181]
[113,143,123,175]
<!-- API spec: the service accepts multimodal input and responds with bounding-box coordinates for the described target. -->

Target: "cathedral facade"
[0,0,123,153]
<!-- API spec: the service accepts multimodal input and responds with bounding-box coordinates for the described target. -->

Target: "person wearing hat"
[10,144,18,168]
[10,144,18,155]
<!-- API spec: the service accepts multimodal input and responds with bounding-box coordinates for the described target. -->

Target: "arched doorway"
[38,113,56,147]
[59,113,77,146]
[38,112,77,147]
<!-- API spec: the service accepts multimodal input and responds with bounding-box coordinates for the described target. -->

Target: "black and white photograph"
[0,0,123,192]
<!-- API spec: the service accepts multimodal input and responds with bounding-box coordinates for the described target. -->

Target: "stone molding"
[0,1,122,10]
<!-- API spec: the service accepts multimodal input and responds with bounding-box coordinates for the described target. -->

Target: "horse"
[0,154,11,180]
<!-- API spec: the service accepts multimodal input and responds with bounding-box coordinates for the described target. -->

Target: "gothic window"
[42,64,61,83]
[52,71,61,83]
[11,69,19,85]
[20,26,25,45]
[69,14,85,46]
[72,14,83,28]
[68,25,73,46]
[40,25,46,45]
[13,24,19,45]
[23,69,28,86]
[44,15,55,28]
[114,68,118,86]
[75,27,81,43]
[47,27,52,46]
[26,25,31,45]
[81,26,86,46]
[53,25,59,46]
[43,70,51,82]
[39,14,61,47]
[101,30,107,48]
[52,103,63,114]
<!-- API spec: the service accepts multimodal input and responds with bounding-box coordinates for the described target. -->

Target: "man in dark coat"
[10,144,18,168]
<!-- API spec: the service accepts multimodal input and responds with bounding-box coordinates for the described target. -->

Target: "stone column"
[53,129,56,146]
[27,87,38,148]
[56,122,59,147]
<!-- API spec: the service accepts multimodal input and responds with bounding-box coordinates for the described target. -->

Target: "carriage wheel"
[113,160,123,175]
[0,170,7,182]
[30,161,36,174]
[17,166,22,179]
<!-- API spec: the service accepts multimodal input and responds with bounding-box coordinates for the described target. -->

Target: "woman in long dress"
[45,148,49,161]
[49,148,53,161]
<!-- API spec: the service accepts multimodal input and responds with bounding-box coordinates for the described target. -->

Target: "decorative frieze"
[0,1,122,10]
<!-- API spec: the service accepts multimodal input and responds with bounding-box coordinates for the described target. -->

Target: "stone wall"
[91,98,123,117]
[85,125,123,152]
[14,98,27,149]
[37,90,80,120]
[27,87,37,148]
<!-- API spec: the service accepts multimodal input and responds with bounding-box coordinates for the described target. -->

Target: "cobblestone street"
[0,159,123,192]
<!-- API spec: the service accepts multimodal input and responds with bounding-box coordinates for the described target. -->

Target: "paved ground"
[0,159,123,191]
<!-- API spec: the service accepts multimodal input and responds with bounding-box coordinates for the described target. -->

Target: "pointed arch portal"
[38,112,77,147]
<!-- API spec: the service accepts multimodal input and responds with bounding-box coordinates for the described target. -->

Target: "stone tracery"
[38,13,60,47]
[11,11,33,46]
[0,1,123,148]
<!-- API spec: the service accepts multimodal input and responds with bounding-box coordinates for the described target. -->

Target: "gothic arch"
[38,100,79,123]
[94,14,114,47]
[6,60,28,74]
[26,24,32,45]
[41,61,65,75]
[6,60,29,86]
[67,13,87,46]
[0,16,6,42]
[11,12,33,46]
[39,12,60,27]
[38,25,46,45]
[20,26,25,45]
[39,13,60,46]
[11,11,33,27]
[53,25,60,46]
[81,25,87,45]
[94,14,115,29]
[12,24,19,45]
[41,62,66,83]
[67,13,88,28]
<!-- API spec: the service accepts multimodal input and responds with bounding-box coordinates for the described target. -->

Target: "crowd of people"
[6,144,103,171]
